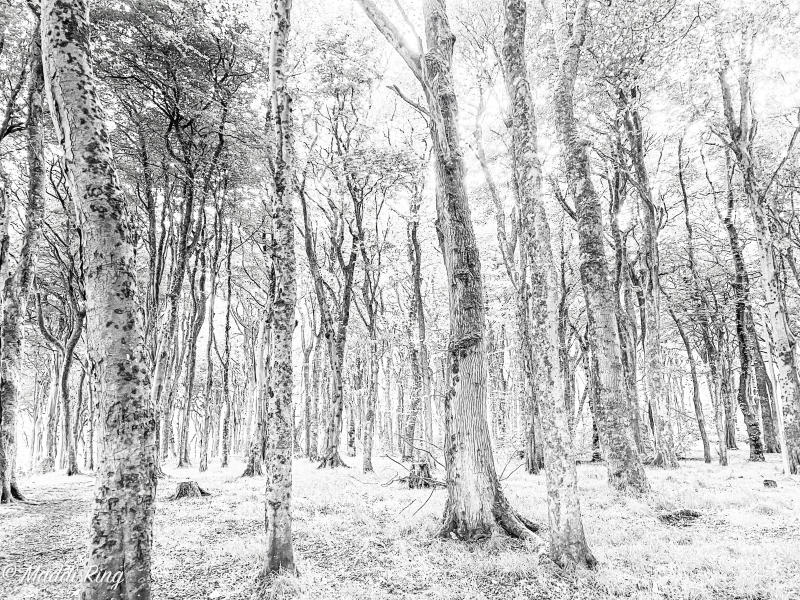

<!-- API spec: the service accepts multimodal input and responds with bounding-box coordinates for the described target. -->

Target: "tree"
[263,0,297,575]
[42,0,156,597]
[714,12,800,474]
[542,0,649,494]
[0,14,44,502]
[501,0,595,567]
[356,0,540,541]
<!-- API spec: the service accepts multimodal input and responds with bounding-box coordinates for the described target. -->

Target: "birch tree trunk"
[0,20,45,502]
[263,0,296,574]
[545,0,649,493]
[42,1,156,597]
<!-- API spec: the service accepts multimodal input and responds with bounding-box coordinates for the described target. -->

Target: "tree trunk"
[547,0,648,493]
[358,0,542,542]
[721,180,764,461]
[40,353,60,473]
[199,212,222,473]
[362,336,379,472]
[671,310,711,463]
[42,2,156,597]
[502,0,595,564]
[621,93,677,468]
[61,306,85,476]
[0,20,44,502]
[219,227,233,467]
[263,0,297,573]
[750,320,780,453]
[178,247,208,468]
[717,28,800,473]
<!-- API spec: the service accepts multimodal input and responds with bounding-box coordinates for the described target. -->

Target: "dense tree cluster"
[1,0,799,595]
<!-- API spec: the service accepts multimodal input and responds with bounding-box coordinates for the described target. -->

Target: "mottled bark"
[263,0,297,575]
[362,339,379,472]
[545,0,649,493]
[42,1,156,597]
[502,0,594,566]
[607,140,642,453]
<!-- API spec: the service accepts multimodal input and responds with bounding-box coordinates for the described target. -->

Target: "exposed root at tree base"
[0,481,26,504]
[241,459,264,477]
[550,546,598,571]
[317,450,348,469]
[437,496,543,544]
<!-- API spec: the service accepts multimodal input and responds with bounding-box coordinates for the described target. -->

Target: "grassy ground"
[1,448,798,599]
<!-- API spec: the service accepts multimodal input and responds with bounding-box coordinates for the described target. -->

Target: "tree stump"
[408,462,432,489]
[169,481,211,500]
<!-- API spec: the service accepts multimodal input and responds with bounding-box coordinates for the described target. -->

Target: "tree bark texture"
[42,1,157,597]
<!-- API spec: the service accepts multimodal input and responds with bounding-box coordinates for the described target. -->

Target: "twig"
[500,462,524,482]
[411,487,437,517]
[383,453,410,472]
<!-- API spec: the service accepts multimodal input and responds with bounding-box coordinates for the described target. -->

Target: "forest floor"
[1,448,798,600]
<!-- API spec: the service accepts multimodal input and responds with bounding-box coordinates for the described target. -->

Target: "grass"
[1,448,798,599]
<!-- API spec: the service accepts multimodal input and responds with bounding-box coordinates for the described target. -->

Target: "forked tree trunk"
[0,20,45,503]
[42,2,156,598]
[607,154,642,454]
[546,0,648,493]
[358,0,541,542]
[263,0,296,574]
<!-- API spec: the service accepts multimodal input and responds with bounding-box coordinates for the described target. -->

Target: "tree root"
[317,449,348,469]
[241,458,264,477]
[436,494,543,544]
